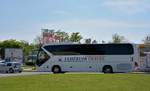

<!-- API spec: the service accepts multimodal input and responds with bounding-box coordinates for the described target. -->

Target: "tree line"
[34,29,82,46]
[0,29,150,57]
[0,40,35,58]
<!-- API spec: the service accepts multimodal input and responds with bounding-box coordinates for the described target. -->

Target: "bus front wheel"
[103,66,113,73]
[52,66,61,74]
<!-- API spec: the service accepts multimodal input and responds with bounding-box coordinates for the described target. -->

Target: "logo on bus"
[64,56,104,62]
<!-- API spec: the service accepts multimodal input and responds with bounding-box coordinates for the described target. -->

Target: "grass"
[0,73,150,91]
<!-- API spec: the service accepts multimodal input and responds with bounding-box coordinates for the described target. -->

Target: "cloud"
[102,0,150,14]
[42,19,150,43]
[42,19,150,31]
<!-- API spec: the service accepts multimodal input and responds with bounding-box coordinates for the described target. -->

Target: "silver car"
[0,62,22,73]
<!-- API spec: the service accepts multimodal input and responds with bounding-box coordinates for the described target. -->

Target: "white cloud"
[41,19,150,43]
[42,19,150,31]
[102,0,150,14]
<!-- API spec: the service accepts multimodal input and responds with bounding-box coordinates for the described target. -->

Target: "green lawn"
[0,73,150,91]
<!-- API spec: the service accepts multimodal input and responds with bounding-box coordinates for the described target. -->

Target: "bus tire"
[103,65,113,73]
[52,65,61,74]
[9,68,14,73]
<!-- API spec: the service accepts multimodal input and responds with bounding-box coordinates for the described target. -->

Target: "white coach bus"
[36,43,139,73]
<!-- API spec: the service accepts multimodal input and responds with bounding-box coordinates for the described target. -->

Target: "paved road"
[0,72,105,77]
[0,72,51,77]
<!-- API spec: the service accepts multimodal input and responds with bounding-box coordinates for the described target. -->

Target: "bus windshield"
[36,48,50,66]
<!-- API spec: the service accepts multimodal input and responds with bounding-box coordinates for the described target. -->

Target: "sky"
[0,0,150,43]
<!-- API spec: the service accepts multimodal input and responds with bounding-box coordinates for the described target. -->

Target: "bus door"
[36,48,50,67]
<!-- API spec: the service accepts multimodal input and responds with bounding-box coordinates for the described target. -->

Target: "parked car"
[0,62,22,73]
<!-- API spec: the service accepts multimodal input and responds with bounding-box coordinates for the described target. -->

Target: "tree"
[101,40,106,44]
[143,35,150,44]
[34,29,83,44]
[20,40,36,56]
[0,39,22,59]
[0,39,22,48]
[0,39,36,57]
[55,30,69,42]
[69,32,83,42]
[111,33,126,43]
[34,29,71,46]
[34,35,43,47]
[92,40,98,44]
[85,38,92,44]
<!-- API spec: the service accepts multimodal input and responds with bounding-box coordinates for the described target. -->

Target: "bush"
[25,62,35,66]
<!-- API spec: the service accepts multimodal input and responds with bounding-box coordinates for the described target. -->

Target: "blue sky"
[0,0,150,43]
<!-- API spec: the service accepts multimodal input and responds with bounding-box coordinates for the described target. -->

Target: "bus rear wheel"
[103,66,113,73]
[52,66,61,74]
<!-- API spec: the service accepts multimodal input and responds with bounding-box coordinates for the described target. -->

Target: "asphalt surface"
[0,72,105,77]
[0,72,51,77]
[0,72,148,78]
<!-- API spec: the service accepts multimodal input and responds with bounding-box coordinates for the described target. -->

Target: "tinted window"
[7,63,12,66]
[44,44,134,55]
